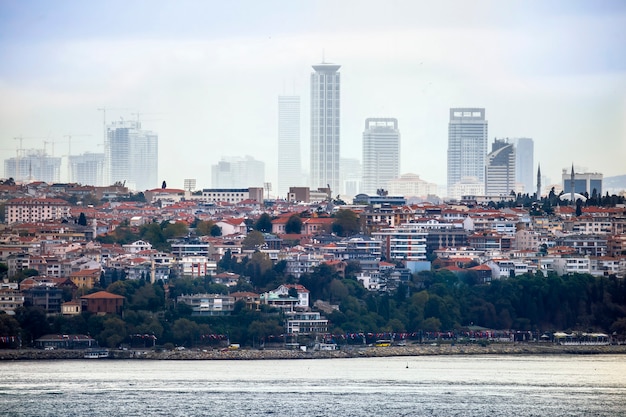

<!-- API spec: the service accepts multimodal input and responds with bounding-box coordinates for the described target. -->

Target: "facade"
[81,291,125,315]
[387,173,438,199]
[562,169,603,197]
[310,63,341,194]
[106,120,158,191]
[0,289,24,313]
[23,286,63,314]
[5,198,71,225]
[340,157,362,197]
[68,152,105,186]
[277,95,302,197]
[485,139,516,196]
[362,118,400,195]
[447,108,488,199]
[372,224,428,261]
[176,293,235,316]
[4,150,62,183]
[211,156,265,188]
[201,187,264,204]
[513,138,534,193]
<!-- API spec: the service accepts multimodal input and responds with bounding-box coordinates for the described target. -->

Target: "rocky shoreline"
[2,343,626,361]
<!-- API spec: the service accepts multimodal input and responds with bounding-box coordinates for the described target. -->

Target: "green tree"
[242,230,265,250]
[77,212,87,226]
[332,209,360,237]
[285,214,303,234]
[254,213,273,233]
[98,316,127,348]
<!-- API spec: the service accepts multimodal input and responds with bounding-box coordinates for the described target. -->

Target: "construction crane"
[11,136,46,181]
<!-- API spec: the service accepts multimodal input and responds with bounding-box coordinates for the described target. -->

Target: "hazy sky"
[1,0,625,194]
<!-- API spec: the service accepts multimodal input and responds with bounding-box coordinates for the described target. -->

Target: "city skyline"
[0,1,624,194]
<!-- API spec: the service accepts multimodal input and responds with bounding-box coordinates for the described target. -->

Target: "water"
[1,355,625,416]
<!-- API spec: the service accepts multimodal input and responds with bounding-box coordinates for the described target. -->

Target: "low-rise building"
[176,293,235,316]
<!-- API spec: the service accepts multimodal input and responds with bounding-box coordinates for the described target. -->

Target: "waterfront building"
[106,120,158,191]
[447,108,488,199]
[362,118,400,195]
[310,63,341,194]
[277,95,302,197]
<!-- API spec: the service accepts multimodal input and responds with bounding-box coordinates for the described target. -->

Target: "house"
[230,291,261,310]
[69,268,101,289]
[81,291,125,315]
[61,300,82,315]
[215,218,248,236]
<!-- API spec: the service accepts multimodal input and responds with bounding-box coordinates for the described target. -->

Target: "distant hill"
[604,175,626,193]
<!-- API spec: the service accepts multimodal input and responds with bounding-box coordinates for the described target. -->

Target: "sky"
[0,0,625,195]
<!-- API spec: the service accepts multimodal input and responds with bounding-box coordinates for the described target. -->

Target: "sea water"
[1,354,625,416]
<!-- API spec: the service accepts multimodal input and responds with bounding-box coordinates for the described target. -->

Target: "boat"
[84,349,110,359]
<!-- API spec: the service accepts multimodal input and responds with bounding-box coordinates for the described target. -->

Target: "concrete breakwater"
[2,343,626,361]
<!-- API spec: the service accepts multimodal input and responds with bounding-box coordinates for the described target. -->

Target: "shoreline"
[3,343,626,361]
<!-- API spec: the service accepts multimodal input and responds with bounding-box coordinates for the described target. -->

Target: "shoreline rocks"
[2,343,626,361]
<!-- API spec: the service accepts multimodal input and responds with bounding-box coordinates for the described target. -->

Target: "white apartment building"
[5,198,71,225]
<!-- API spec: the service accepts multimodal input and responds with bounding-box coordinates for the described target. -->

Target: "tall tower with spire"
[536,163,541,200]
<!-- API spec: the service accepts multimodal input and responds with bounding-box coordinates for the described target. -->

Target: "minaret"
[570,164,575,206]
[536,164,541,200]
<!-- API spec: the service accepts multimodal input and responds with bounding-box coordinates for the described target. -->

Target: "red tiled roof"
[81,291,125,300]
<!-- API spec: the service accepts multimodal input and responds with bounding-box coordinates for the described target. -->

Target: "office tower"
[513,138,534,193]
[562,166,603,197]
[485,139,516,196]
[447,108,488,199]
[362,118,400,195]
[211,156,265,188]
[277,95,302,197]
[68,153,105,186]
[310,63,341,195]
[4,150,61,183]
[106,120,158,191]
[340,157,362,197]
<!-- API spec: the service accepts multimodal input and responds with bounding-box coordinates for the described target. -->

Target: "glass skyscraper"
[362,118,400,195]
[277,95,301,197]
[447,108,488,199]
[310,63,341,195]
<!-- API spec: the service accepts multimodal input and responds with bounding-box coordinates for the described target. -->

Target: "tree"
[254,213,273,233]
[575,199,583,217]
[210,224,222,237]
[332,209,360,237]
[285,214,302,234]
[162,180,167,189]
[242,230,265,250]
[77,212,87,226]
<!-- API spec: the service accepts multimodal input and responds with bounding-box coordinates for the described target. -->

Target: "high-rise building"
[211,156,265,188]
[340,158,362,198]
[447,108,488,199]
[485,139,516,196]
[4,150,61,183]
[362,118,400,195]
[277,95,302,197]
[562,167,603,197]
[310,63,341,195]
[106,120,158,191]
[512,138,534,193]
[68,153,105,186]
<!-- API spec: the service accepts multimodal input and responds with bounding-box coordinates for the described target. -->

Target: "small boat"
[84,349,110,359]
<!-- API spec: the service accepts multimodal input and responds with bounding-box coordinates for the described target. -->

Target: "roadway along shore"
[2,343,626,360]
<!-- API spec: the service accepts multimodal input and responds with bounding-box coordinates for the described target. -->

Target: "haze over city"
[1,0,625,195]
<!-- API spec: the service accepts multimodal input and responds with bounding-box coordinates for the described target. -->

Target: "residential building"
[277,95,302,197]
[447,108,488,199]
[68,152,105,186]
[179,256,217,278]
[372,224,428,261]
[284,311,328,335]
[4,198,71,225]
[0,288,24,313]
[201,187,264,204]
[23,286,63,314]
[106,120,158,191]
[362,118,400,195]
[387,173,438,200]
[176,293,235,316]
[211,156,265,188]
[310,62,341,194]
[4,150,62,183]
[485,139,516,196]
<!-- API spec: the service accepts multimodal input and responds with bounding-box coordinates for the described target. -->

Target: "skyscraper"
[447,108,488,199]
[4,150,61,183]
[485,139,516,196]
[211,156,265,188]
[277,95,301,197]
[513,137,534,193]
[362,118,400,195]
[106,120,158,191]
[310,63,341,195]
[69,152,105,186]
